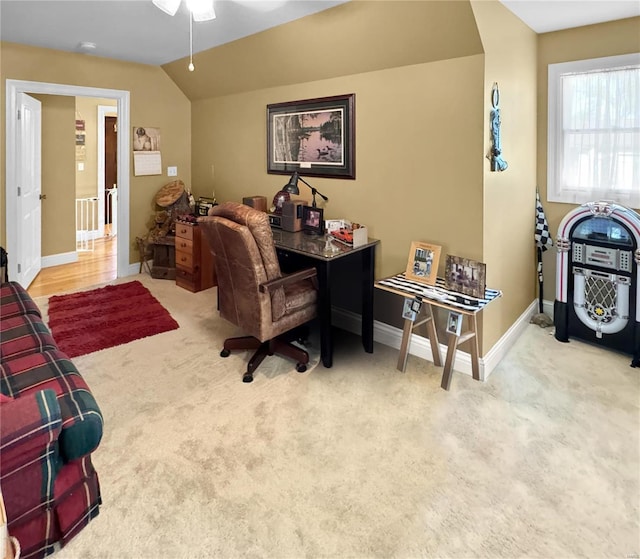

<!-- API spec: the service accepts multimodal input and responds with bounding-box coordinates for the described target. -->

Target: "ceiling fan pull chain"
[188,13,195,72]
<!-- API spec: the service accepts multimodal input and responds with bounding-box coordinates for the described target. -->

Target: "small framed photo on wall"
[405,241,441,286]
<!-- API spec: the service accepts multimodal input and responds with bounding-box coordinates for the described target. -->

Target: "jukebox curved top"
[554,200,640,366]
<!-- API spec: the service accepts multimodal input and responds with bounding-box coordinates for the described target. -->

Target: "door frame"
[98,104,118,238]
[5,79,130,283]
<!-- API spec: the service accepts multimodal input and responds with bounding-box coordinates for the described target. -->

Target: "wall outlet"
[167,166,178,177]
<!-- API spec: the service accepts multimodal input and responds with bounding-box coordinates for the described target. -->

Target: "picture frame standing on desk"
[444,255,486,299]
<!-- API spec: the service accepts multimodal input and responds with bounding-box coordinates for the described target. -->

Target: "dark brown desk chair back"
[200,202,318,382]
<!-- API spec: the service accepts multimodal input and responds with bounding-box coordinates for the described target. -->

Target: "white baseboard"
[333,300,541,381]
[42,251,78,268]
[126,262,142,276]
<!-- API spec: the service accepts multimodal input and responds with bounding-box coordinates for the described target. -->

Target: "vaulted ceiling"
[1,0,638,67]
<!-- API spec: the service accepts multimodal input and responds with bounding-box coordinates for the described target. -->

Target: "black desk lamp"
[282,172,328,208]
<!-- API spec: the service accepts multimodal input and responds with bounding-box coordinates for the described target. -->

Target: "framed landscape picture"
[444,255,487,299]
[405,241,441,286]
[267,94,355,179]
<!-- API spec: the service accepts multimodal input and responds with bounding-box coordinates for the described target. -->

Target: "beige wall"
[0,42,192,264]
[472,1,538,351]
[1,1,633,359]
[188,0,541,356]
[75,96,117,199]
[537,17,640,301]
[32,94,76,257]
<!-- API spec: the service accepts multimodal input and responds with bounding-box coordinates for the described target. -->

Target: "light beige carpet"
[36,275,637,559]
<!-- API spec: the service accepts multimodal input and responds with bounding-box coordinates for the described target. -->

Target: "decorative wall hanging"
[75,119,86,161]
[267,94,355,179]
[133,126,162,176]
[487,83,508,172]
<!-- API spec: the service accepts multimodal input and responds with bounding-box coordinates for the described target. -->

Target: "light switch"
[77,162,84,171]
[167,166,178,177]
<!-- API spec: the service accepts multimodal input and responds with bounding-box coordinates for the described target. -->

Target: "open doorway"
[5,80,130,290]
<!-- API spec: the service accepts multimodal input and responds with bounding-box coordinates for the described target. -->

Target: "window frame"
[547,52,640,206]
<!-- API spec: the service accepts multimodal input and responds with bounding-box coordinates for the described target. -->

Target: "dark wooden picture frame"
[267,94,355,179]
[444,255,487,299]
[302,206,324,235]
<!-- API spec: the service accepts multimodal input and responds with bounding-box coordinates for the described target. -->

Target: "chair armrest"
[259,267,317,293]
[0,389,62,475]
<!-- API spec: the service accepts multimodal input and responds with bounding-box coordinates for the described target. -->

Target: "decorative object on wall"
[267,94,355,179]
[152,0,215,72]
[133,126,162,176]
[444,255,487,299]
[405,241,441,286]
[75,118,86,161]
[487,82,508,172]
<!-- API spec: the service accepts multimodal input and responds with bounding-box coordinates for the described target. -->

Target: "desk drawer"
[176,250,195,271]
[175,237,193,252]
[176,269,197,292]
[175,224,194,241]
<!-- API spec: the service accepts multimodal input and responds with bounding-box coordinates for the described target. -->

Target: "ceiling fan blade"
[152,0,181,16]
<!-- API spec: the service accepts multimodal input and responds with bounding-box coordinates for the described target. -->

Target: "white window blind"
[548,53,640,208]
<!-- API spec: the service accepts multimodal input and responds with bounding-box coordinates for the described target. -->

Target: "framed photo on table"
[446,311,463,336]
[444,255,487,299]
[405,241,442,286]
[267,94,355,179]
[302,206,324,235]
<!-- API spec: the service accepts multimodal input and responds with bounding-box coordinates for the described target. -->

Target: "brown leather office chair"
[200,202,318,382]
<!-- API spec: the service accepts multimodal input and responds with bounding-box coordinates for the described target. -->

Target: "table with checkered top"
[375,273,501,390]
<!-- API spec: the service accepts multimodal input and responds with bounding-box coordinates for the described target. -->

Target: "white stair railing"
[75,197,98,252]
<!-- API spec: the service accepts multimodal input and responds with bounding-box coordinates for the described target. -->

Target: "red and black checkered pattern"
[0,313,57,361]
[0,282,42,319]
[0,349,103,461]
[1,389,62,559]
[1,284,103,559]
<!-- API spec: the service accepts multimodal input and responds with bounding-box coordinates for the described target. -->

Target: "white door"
[18,93,42,288]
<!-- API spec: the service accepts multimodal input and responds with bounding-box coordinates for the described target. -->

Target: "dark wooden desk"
[272,230,379,368]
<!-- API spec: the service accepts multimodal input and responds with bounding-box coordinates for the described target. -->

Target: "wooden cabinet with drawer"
[175,221,217,292]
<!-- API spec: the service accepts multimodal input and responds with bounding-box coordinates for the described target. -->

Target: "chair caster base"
[296,363,307,373]
[242,373,254,383]
[220,349,230,358]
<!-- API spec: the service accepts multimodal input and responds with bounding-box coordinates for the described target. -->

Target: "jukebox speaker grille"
[583,276,617,323]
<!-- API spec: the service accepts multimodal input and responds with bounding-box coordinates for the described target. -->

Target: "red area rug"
[47,281,179,358]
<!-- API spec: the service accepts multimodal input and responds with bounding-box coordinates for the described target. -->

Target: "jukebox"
[554,201,640,366]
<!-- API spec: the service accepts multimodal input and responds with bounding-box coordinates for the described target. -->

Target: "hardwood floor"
[27,230,117,298]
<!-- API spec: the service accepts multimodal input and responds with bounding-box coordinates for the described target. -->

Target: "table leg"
[318,261,333,368]
[397,318,414,372]
[424,303,442,367]
[469,314,480,380]
[441,333,459,390]
[361,246,375,353]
